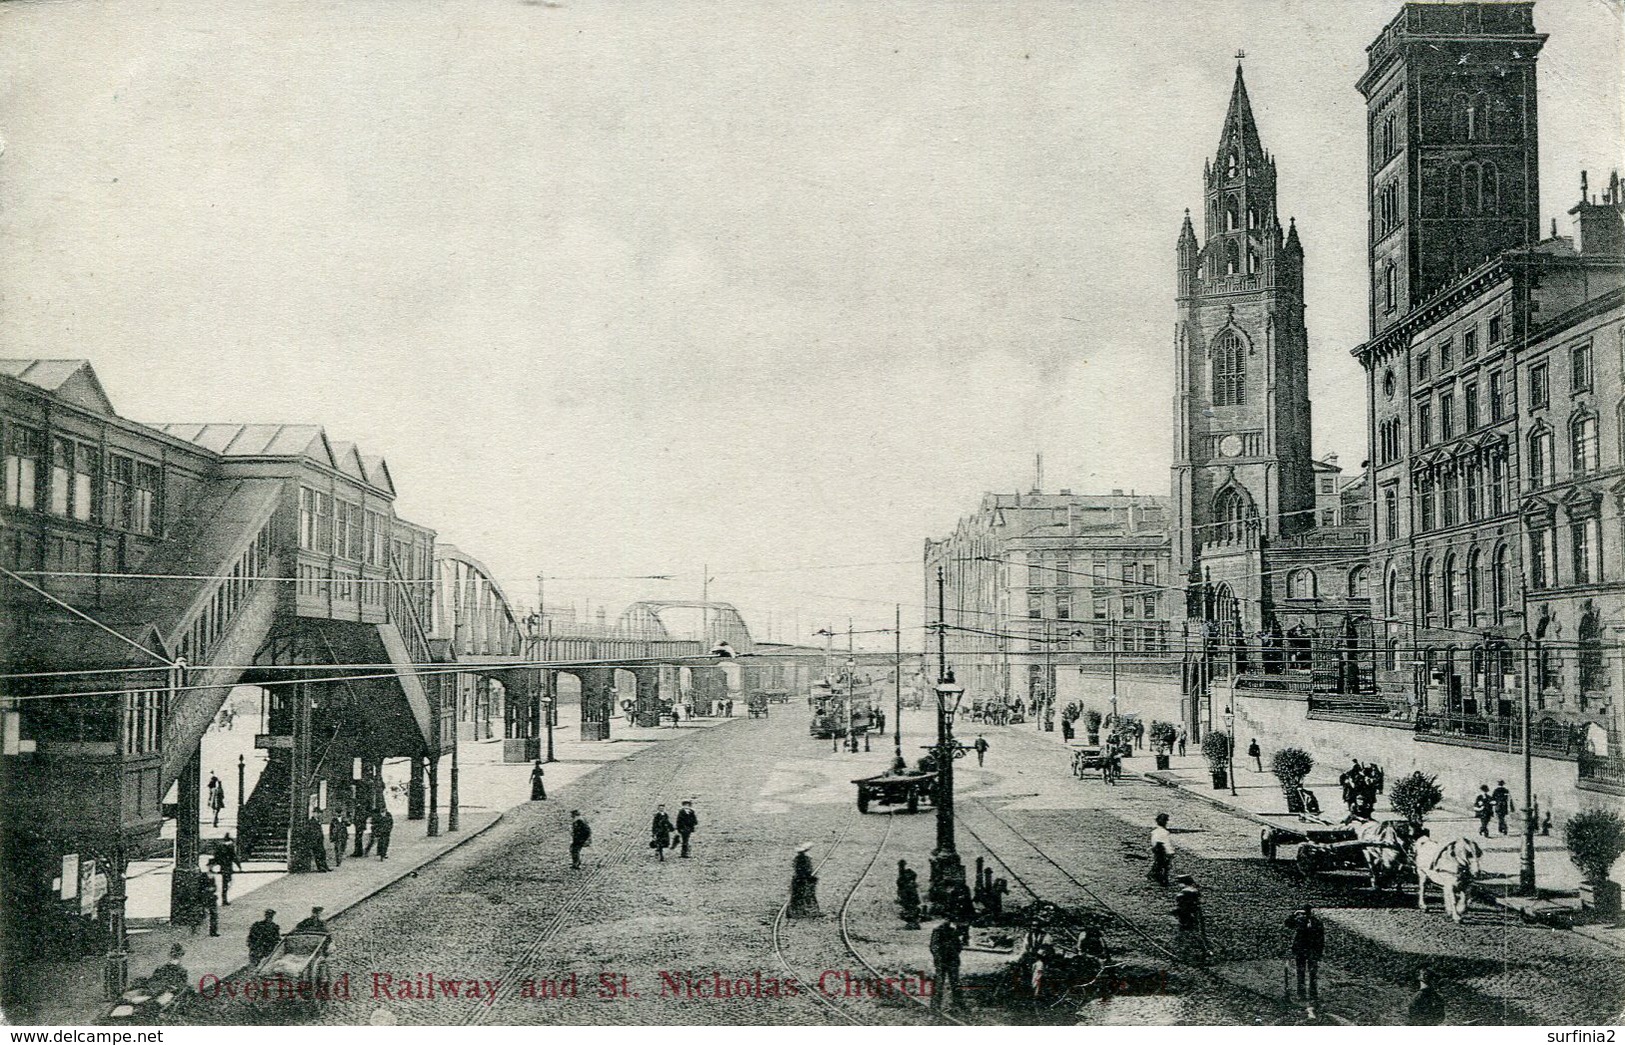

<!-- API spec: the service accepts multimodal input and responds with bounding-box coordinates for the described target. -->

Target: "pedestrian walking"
[1472,784,1493,838]
[1150,813,1174,885]
[207,773,227,828]
[530,760,547,801]
[650,804,674,861]
[1406,968,1447,1025]
[1172,874,1210,961]
[973,735,989,767]
[373,806,393,859]
[328,814,348,868]
[929,918,963,1009]
[671,704,681,728]
[214,833,243,903]
[570,810,592,869]
[675,800,698,858]
[1176,726,1187,758]
[1284,905,1325,1002]
[353,809,371,858]
[304,815,330,872]
[198,864,221,937]
[1491,779,1513,835]
[788,843,821,918]
[246,909,281,968]
[1248,738,1262,772]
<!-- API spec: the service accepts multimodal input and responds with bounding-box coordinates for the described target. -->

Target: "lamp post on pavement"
[1223,704,1237,797]
[928,565,968,910]
[1519,631,1538,896]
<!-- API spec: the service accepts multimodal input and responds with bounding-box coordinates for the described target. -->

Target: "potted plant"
[1085,709,1103,746]
[1150,721,1176,770]
[1388,771,1443,832]
[1202,730,1231,790]
[1565,808,1625,916]
[1270,747,1316,813]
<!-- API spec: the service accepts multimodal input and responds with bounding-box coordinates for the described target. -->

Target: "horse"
[1353,818,1409,892]
[1412,834,1481,922]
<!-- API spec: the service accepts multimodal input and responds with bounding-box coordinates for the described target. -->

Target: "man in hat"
[928,917,963,1009]
[675,800,698,858]
[570,810,591,869]
[789,843,821,918]
[328,813,348,868]
[247,909,282,968]
[294,906,330,934]
[149,943,191,994]
[197,864,221,937]
[973,734,990,767]
[1284,905,1325,1002]
[214,833,243,903]
[373,806,393,859]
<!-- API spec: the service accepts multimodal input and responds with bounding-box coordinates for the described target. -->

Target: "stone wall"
[1068,671,1185,731]
[1224,681,1622,827]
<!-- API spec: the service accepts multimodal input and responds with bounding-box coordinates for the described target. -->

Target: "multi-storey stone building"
[923,489,1172,708]
[1352,2,1625,762]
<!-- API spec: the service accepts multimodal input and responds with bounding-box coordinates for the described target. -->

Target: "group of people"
[648,801,700,860]
[1473,780,1516,837]
[1338,759,1385,817]
[1147,812,1211,960]
[300,806,393,872]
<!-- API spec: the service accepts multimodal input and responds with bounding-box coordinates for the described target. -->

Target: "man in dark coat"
[304,816,330,872]
[1247,738,1263,772]
[1491,779,1514,835]
[570,810,591,869]
[1284,905,1326,1001]
[293,906,329,934]
[198,866,220,937]
[1473,784,1494,837]
[650,804,675,861]
[973,735,990,767]
[895,860,921,929]
[929,918,963,1009]
[675,801,698,858]
[373,807,393,859]
[788,843,820,918]
[328,814,348,868]
[214,833,243,903]
[247,909,281,968]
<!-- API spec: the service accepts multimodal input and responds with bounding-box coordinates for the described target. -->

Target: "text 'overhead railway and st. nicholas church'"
[2,0,1624,1027]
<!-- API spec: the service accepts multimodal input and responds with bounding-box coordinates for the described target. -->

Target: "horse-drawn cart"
[1069,744,1120,784]
[747,693,769,718]
[853,769,935,814]
[1259,813,1414,888]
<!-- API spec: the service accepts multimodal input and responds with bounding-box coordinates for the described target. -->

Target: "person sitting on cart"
[248,909,282,967]
[294,905,330,935]
[149,943,191,994]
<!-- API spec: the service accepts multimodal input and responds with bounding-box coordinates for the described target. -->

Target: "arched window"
[1493,544,1510,621]
[1211,332,1245,406]
[1214,487,1248,542]
[1247,204,1259,230]
[1468,92,1487,141]
[1462,163,1482,214]
[1571,412,1599,475]
[1226,197,1239,232]
[1225,241,1241,276]
[1579,604,1605,693]
[1481,162,1500,213]
[1466,547,1483,618]
[1442,553,1457,622]
[1227,151,1239,178]
[1529,426,1553,488]
[1386,566,1400,616]
[1384,262,1396,312]
[1247,248,1259,274]
[1288,569,1318,600]
[1382,113,1397,159]
[1420,556,1436,620]
[1348,565,1370,598]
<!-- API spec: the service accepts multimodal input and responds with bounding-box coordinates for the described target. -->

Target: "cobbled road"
[192,709,1625,1026]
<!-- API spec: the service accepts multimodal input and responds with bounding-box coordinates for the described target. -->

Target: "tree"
[1270,747,1315,790]
[1150,720,1177,753]
[1388,771,1444,827]
[1085,709,1103,735]
[1201,730,1232,773]
[1564,808,1625,887]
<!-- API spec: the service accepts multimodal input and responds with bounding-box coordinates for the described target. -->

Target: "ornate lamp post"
[1223,704,1237,796]
[928,672,967,908]
[1519,631,1537,895]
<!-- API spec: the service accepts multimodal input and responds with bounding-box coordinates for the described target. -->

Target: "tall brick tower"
[1171,63,1315,605]
[1357,2,1545,336]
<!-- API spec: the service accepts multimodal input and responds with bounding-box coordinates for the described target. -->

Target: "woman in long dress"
[788,843,821,918]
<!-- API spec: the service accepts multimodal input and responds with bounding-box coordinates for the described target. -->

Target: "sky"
[2,0,1622,651]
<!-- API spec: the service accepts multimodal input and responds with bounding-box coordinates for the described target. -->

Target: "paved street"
[184,709,1625,1027]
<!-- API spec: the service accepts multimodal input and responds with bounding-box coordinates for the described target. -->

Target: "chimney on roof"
[1570,169,1625,256]
[1032,452,1044,495]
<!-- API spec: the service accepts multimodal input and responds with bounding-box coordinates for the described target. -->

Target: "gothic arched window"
[1384,262,1396,312]
[1481,162,1500,213]
[1211,332,1245,406]
[1288,569,1317,600]
[1247,248,1259,274]
[1386,565,1400,616]
[1348,565,1370,598]
[1442,553,1458,622]
[1579,604,1604,693]
[1492,543,1510,621]
[1466,547,1483,618]
[1462,163,1482,214]
[1420,555,1436,620]
[1214,487,1248,542]
[1227,151,1239,179]
[1226,197,1239,232]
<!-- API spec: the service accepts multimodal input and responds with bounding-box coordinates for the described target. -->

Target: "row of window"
[1416,371,1513,447]
[172,524,274,668]
[297,486,393,566]
[3,424,161,535]
[1027,623,1171,655]
[1284,565,1369,601]
[1405,545,1516,626]
[1415,316,1506,383]
[1412,453,1511,534]
[1026,589,1161,621]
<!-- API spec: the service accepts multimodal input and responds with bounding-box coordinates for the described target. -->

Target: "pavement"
[6,702,740,1026]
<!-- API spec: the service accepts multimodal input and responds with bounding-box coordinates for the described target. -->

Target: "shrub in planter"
[1202,730,1231,789]
[1085,709,1103,741]
[1270,747,1315,811]
[1389,771,1444,829]
[1565,808,1625,915]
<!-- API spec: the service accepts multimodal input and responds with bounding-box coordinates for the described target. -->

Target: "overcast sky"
[2,0,1622,649]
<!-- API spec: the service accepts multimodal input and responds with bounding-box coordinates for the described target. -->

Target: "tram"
[809,680,846,738]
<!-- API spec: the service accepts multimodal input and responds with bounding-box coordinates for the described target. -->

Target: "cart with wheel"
[852,770,936,814]
[252,931,335,1012]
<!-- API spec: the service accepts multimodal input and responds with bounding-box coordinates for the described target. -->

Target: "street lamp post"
[1519,631,1538,895]
[929,566,968,909]
[1223,705,1237,797]
[893,604,904,772]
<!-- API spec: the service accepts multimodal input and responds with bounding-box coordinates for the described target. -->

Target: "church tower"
[1358,2,1545,335]
[1171,63,1315,600]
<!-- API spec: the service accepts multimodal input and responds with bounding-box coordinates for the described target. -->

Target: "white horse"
[1413,834,1481,922]
[1354,818,1408,892]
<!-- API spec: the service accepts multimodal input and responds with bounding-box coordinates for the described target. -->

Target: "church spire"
[1217,62,1266,173]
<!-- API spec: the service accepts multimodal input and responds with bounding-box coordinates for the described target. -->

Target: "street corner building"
[926,1,1625,824]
